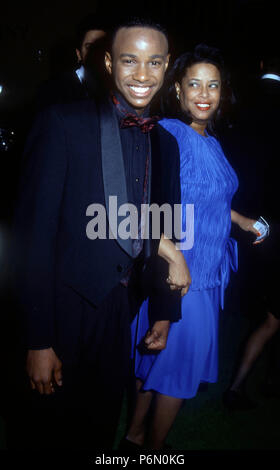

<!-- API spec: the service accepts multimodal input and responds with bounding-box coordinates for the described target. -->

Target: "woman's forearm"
[158,234,181,264]
[231,209,258,234]
[231,209,242,225]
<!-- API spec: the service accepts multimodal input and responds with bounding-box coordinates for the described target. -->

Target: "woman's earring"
[176,90,180,100]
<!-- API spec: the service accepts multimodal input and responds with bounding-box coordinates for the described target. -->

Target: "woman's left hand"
[238,215,265,245]
[231,210,268,245]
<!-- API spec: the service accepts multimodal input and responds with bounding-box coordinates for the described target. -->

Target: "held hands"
[166,250,191,296]
[26,347,63,395]
[144,320,170,351]
[158,236,191,297]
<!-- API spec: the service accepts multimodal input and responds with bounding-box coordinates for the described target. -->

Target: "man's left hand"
[144,320,170,351]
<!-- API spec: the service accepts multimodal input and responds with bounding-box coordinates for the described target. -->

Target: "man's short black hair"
[76,13,110,50]
[261,55,280,75]
[110,16,169,54]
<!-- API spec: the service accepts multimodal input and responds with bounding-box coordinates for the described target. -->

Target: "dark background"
[0,0,279,453]
[0,0,278,223]
[0,0,278,120]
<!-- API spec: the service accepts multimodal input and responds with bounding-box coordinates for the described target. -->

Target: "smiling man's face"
[105,26,170,114]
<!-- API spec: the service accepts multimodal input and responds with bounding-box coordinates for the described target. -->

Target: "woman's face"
[176,62,221,127]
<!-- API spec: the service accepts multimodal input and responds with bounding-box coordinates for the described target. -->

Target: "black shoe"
[223,389,257,411]
[118,437,143,453]
[163,443,172,450]
[147,443,173,453]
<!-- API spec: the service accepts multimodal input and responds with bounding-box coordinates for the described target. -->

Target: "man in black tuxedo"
[13,18,190,449]
[36,13,109,109]
[221,52,280,408]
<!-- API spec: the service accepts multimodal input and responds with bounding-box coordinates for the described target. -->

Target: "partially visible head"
[75,14,108,64]
[105,17,170,114]
[164,44,233,130]
[260,54,280,76]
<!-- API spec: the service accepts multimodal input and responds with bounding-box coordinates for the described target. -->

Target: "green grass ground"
[1,306,279,451]
[114,308,280,450]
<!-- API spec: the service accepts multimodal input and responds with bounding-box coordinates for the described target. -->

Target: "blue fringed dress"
[131,119,239,399]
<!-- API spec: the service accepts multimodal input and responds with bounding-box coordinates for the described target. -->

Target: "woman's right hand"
[158,235,192,296]
[166,249,192,296]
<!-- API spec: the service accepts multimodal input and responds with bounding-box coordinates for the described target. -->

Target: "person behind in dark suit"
[222,52,280,409]
[12,17,191,450]
[36,13,109,109]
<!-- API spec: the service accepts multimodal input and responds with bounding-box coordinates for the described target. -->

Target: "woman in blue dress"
[125,45,262,450]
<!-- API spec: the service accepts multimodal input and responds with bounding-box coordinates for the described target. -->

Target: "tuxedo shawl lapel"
[142,132,154,259]
[98,99,133,257]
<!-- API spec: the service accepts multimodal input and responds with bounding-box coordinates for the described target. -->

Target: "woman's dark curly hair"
[161,44,234,133]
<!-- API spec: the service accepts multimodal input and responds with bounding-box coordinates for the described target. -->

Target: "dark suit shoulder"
[151,122,180,166]
[30,99,99,139]
[155,121,180,148]
[36,71,88,110]
[43,98,98,120]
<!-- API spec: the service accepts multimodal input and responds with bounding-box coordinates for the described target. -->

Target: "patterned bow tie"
[111,93,159,133]
[120,114,159,133]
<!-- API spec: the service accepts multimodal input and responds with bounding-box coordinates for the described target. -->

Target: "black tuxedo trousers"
[8,282,140,450]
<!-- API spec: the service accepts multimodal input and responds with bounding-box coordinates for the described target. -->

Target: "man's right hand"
[26,347,63,395]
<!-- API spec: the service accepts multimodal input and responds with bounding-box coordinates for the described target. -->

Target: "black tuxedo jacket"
[14,98,182,350]
[218,75,280,315]
[36,71,88,110]
[36,67,108,112]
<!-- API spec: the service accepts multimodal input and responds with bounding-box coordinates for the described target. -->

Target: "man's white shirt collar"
[261,73,280,82]
[76,65,85,83]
